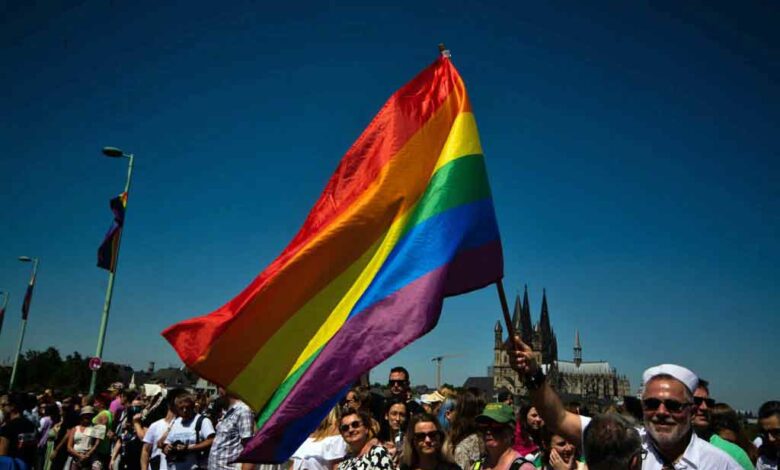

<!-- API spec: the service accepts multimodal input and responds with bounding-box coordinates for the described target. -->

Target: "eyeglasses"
[339,420,363,433]
[414,431,441,442]
[388,380,408,386]
[693,397,715,407]
[642,398,692,413]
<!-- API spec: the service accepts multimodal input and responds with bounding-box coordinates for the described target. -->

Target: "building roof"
[550,360,614,375]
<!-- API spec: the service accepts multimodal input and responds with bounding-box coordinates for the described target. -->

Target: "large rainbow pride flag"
[162,53,503,462]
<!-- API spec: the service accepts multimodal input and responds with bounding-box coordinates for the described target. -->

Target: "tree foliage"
[0,347,122,394]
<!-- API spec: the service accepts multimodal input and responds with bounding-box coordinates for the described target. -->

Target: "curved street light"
[90,146,134,394]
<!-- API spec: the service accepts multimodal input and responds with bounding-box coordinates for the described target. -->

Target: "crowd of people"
[0,344,776,470]
[0,385,253,470]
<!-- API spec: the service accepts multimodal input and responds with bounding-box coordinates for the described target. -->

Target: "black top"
[0,417,37,466]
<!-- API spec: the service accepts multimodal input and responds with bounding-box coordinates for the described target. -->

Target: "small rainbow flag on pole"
[97,192,127,272]
[162,51,503,462]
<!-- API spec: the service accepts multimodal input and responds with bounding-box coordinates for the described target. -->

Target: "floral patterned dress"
[337,445,396,470]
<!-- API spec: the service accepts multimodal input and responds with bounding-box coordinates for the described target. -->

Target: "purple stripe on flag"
[239,239,502,462]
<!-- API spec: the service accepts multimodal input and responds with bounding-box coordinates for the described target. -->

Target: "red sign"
[89,357,102,371]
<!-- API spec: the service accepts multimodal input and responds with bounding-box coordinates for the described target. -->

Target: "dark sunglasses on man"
[388,379,408,386]
[693,396,715,407]
[642,398,692,413]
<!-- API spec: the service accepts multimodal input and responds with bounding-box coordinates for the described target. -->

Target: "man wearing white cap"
[508,336,741,469]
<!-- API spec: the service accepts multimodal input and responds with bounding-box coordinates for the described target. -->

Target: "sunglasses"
[477,423,508,434]
[388,380,408,386]
[339,420,363,433]
[693,397,715,407]
[414,431,441,442]
[642,398,692,413]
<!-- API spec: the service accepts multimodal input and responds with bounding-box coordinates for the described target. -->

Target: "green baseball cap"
[476,402,515,425]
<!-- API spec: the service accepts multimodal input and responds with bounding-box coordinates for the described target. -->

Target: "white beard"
[646,416,692,449]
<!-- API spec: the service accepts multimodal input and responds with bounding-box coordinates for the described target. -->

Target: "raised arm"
[507,335,584,445]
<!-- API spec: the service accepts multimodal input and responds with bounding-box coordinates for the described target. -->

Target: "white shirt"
[164,415,216,470]
[144,418,172,470]
[290,435,347,470]
[579,415,741,470]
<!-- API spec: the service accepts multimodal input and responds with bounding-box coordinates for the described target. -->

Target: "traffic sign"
[89,357,102,371]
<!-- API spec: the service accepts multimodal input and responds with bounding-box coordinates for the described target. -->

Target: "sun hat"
[421,390,446,404]
[475,402,515,425]
[642,364,698,393]
[80,406,95,416]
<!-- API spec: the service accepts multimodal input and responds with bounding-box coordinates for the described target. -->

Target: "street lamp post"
[10,256,39,391]
[89,147,134,394]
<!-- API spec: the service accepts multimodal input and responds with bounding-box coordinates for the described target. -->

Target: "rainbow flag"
[162,54,503,462]
[97,192,127,272]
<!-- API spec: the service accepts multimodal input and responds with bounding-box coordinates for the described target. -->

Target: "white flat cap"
[642,364,699,393]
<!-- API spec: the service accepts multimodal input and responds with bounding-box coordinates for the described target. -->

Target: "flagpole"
[0,291,8,338]
[495,280,516,340]
[90,148,134,394]
[10,257,38,391]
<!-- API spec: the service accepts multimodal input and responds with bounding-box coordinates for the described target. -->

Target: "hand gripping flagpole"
[90,147,134,394]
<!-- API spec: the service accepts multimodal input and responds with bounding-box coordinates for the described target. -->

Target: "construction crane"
[431,354,462,389]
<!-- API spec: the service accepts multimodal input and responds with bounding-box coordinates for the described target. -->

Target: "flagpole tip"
[438,43,451,58]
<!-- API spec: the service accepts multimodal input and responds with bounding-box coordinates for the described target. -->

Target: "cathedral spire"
[539,288,554,364]
[520,285,533,345]
[574,329,582,367]
[494,320,503,349]
[511,292,522,333]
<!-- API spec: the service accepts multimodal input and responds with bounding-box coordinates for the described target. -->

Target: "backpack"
[193,415,208,464]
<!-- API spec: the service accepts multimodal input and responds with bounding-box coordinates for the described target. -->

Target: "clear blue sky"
[1,1,777,411]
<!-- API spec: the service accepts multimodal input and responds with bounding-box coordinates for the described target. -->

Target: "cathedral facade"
[492,287,631,401]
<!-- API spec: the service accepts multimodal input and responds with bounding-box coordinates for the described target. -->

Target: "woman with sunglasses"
[471,404,533,470]
[399,413,458,470]
[338,408,395,470]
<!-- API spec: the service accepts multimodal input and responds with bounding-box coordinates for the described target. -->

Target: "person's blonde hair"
[311,406,342,441]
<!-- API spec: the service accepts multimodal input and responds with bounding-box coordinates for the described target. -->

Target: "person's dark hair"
[565,401,582,415]
[539,427,580,467]
[401,413,452,468]
[583,414,642,470]
[450,388,486,446]
[341,407,375,439]
[710,403,758,463]
[379,397,408,441]
[44,403,60,422]
[389,367,410,382]
[496,390,511,403]
[697,379,710,394]
[518,402,541,444]
[94,392,111,408]
[7,393,26,413]
[758,400,780,420]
